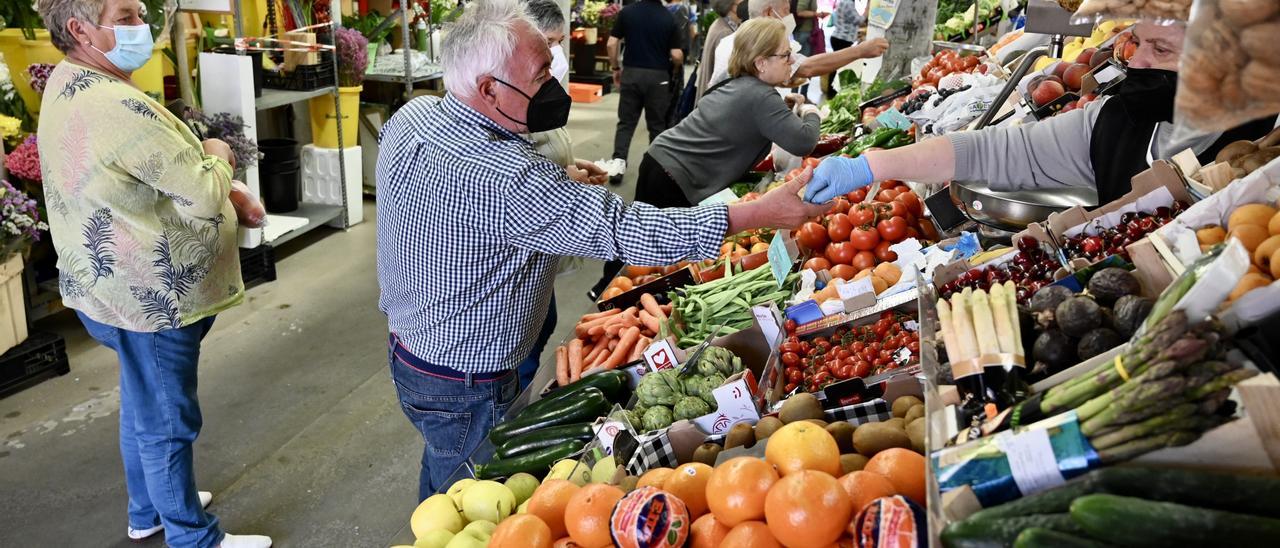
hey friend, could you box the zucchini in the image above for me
[495,422,595,459]
[967,467,1280,522]
[1012,528,1106,548]
[475,440,582,480]
[488,388,609,445]
[941,514,1084,548]
[1071,494,1280,548]
[519,370,628,418]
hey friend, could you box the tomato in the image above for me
[908,341,920,354]
[895,190,923,216]
[802,157,821,170]
[782,352,801,367]
[795,221,829,251]
[877,216,909,243]
[875,356,890,367]
[868,342,882,353]
[830,263,857,280]
[835,364,854,380]
[784,319,798,334]
[784,382,798,393]
[848,225,880,251]
[876,187,900,202]
[849,204,876,226]
[851,341,866,353]
[837,349,852,361]
[803,257,832,272]
[847,188,868,202]
[880,350,893,362]
[825,241,856,265]
[780,342,801,354]
[852,250,876,272]
[827,213,854,242]
[884,338,901,351]
[787,368,804,383]
[874,240,898,262]
[827,198,851,215]
[853,360,871,378]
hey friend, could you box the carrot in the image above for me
[584,344,608,367]
[659,304,672,314]
[567,338,584,383]
[588,325,605,338]
[629,336,651,361]
[555,345,570,386]
[608,338,618,351]
[575,309,626,337]
[640,293,667,321]
[578,308,621,323]
[638,310,662,335]
[601,326,642,370]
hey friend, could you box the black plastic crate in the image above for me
[240,245,277,290]
[264,52,336,91]
[0,332,70,396]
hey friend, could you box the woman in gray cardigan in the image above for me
[638,17,821,208]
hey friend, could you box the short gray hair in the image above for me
[441,0,534,99]
[747,0,785,18]
[524,0,564,34]
[37,0,105,53]
[711,0,736,17]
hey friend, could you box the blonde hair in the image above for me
[728,18,787,78]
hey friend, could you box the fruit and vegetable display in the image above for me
[598,263,704,302]
[914,49,989,90]
[821,72,907,135]
[778,311,921,394]
[794,181,928,278]
[629,347,746,432]
[935,0,1001,41]
[936,282,1029,412]
[837,126,913,158]
[938,237,1063,304]
[1025,46,1115,116]
[1191,132,1280,191]
[558,299,671,385]
[665,264,794,348]
[1028,268,1153,373]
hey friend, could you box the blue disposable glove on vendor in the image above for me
[803,156,875,204]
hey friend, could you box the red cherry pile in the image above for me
[939,237,1059,304]
[1061,202,1185,263]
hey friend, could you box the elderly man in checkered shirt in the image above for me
[375,0,826,501]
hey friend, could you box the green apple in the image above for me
[412,529,454,548]
[546,459,592,486]
[442,528,487,548]
[410,494,464,538]
[446,478,477,508]
[591,456,618,484]
[462,520,497,538]
[504,473,540,505]
[460,480,516,523]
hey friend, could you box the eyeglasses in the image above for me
[766,51,795,61]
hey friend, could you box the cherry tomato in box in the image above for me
[784,319,798,334]
[782,352,801,367]
[853,360,871,378]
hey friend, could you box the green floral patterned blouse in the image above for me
[37,61,243,332]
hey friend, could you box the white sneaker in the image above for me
[126,491,214,541]
[219,533,273,548]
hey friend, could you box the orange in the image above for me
[552,538,584,548]
[490,514,553,548]
[838,471,899,516]
[721,520,783,548]
[764,422,842,477]
[706,457,779,526]
[689,513,731,548]
[564,483,624,548]
[528,479,580,539]
[637,467,675,489]
[663,463,713,518]
[865,448,927,506]
[764,470,853,547]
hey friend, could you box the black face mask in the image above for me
[492,76,572,132]
[736,1,749,21]
[1117,68,1178,124]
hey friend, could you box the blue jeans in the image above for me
[516,292,558,390]
[389,340,520,501]
[77,311,222,548]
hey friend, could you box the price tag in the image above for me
[876,107,912,130]
[698,187,740,206]
[593,420,626,456]
[752,304,783,348]
[1094,65,1123,85]
[837,277,875,299]
[998,428,1066,496]
[768,231,796,288]
[867,0,899,29]
[643,339,684,371]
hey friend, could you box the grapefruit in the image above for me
[765,422,842,476]
[564,484,624,548]
[764,470,853,548]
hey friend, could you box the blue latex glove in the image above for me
[803,156,874,204]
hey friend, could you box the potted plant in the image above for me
[308,26,367,149]
[0,169,48,354]
[579,1,606,45]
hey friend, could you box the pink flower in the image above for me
[5,135,41,183]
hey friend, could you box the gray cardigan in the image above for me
[648,76,821,203]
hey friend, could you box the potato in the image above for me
[904,404,926,425]
[906,418,926,454]
[892,396,924,418]
[853,422,912,457]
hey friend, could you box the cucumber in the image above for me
[941,514,1084,548]
[1013,528,1106,548]
[967,467,1280,521]
[488,388,609,445]
[475,440,583,480]
[519,370,628,418]
[495,422,595,459]
[1071,494,1280,548]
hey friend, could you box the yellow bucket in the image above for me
[308,86,361,149]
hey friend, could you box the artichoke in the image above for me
[642,405,674,431]
[673,396,713,421]
[682,374,706,399]
[699,373,726,406]
[637,370,683,406]
[698,346,737,377]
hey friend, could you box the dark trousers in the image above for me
[613,67,673,162]
[597,154,691,292]
[828,38,855,96]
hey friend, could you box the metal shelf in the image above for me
[263,203,345,247]
[255,86,337,111]
[364,71,443,85]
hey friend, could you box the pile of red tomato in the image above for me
[778,311,921,394]
[793,181,938,280]
[915,50,987,89]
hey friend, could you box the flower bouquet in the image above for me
[0,178,48,258]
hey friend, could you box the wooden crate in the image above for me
[0,253,28,355]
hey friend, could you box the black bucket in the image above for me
[259,138,300,213]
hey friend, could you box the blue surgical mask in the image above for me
[92,23,154,72]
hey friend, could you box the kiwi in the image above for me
[885,417,906,430]
[754,416,783,441]
[779,393,825,424]
[619,475,639,493]
[692,443,723,466]
[853,422,912,457]
[840,453,870,474]
[904,404,925,425]
[805,419,830,428]
[906,418,926,454]
[892,396,924,418]
[826,421,856,454]
[725,422,755,449]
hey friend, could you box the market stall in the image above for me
[378,0,1280,546]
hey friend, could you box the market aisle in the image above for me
[0,89,646,547]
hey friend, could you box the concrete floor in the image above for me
[0,89,650,547]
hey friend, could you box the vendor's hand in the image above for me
[784,93,806,109]
[229,181,267,228]
[804,156,875,204]
[854,38,890,58]
[754,167,829,228]
[202,138,235,169]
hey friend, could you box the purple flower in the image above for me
[26,63,55,95]
[335,27,369,88]
[0,177,48,256]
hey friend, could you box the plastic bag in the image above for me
[1174,0,1280,134]
[1071,0,1192,23]
[229,181,268,228]
[912,73,1005,136]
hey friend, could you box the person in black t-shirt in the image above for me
[608,0,683,186]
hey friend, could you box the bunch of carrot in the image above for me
[555,293,671,386]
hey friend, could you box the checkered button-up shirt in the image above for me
[376,94,730,373]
